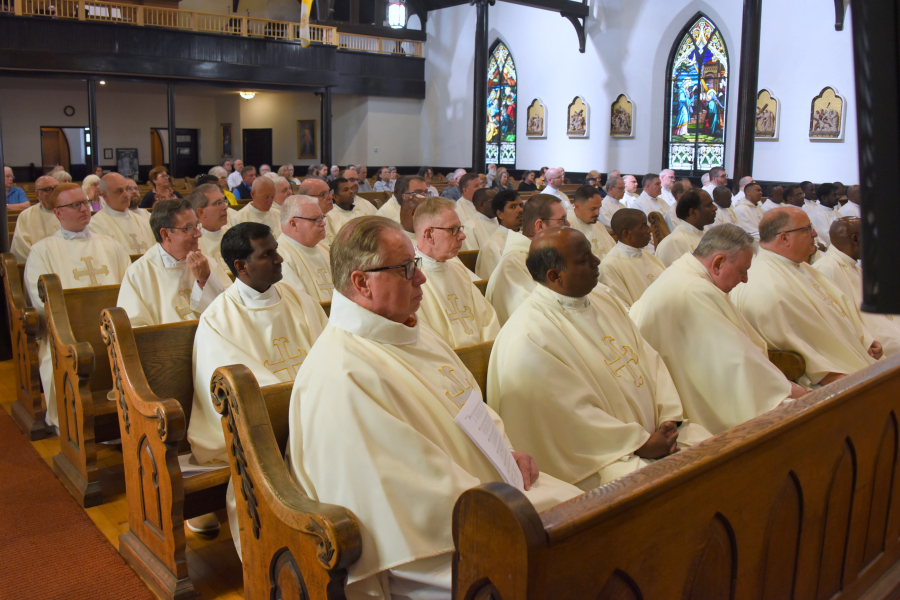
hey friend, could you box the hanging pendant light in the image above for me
[388,0,406,29]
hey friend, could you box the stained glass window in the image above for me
[666,15,728,173]
[486,41,516,167]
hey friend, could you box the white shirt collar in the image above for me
[234,277,280,308]
[59,226,91,240]
[157,244,185,268]
[603,196,622,206]
[247,204,268,215]
[283,232,318,252]
[201,226,225,238]
[616,241,643,258]
[540,284,589,311]
[328,290,419,345]
[101,204,129,218]
[416,248,448,271]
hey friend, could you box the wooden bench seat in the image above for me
[648,211,670,247]
[453,354,900,600]
[358,190,391,209]
[457,250,478,273]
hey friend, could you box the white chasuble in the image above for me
[189,281,328,466]
[375,196,401,222]
[475,226,509,280]
[462,212,499,252]
[761,199,783,213]
[25,230,131,426]
[287,291,581,596]
[713,205,740,228]
[130,207,151,223]
[732,198,764,237]
[116,244,231,327]
[567,211,616,260]
[599,197,623,230]
[486,230,537,325]
[276,235,335,302]
[630,254,793,435]
[730,248,876,384]
[325,204,370,245]
[655,221,704,267]
[840,202,861,218]
[11,204,59,264]
[633,192,669,218]
[454,197,480,226]
[199,226,230,274]
[814,245,900,357]
[88,205,155,255]
[230,203,281,233]
[416,250,500,348]
[597,242,666,308]
[487,284,710,490]
[355,196,378,215]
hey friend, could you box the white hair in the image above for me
[738,176,754,190]
[280,194,320,227]
[81,174,100,196]
[209,166,227,177]
[701,173,710,185]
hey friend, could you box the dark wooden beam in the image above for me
[471,0,489,173]
[732,0,762,190]
[167,83,177,178]
[331,21,427,41]
[87,79,99,174]
[834,0,847,30]
[320,87,332,166]
[501,0,587,18]
[0,102,7,254]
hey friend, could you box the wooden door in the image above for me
[150,129,164,168]
[173,129,199,179]
[242,129,273,171]
[41,127,71,174]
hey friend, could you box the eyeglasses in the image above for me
[404,190,434,198]
[208,200,228,208]
[546,217,570,225]
[431,225,465,236]
[291,215,326,226]
[167,223,200,234]
[313,190,333,198]
[36,187,56,193]
[56,200,91,211]
[363,257,422,280]
[780,223,814,236]
[344,178,359,183]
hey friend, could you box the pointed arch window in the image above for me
[665,14,729,174]
[486,41,517,167]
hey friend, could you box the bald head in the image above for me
[738,176,754,190]
[250,175,275,212]
[100,172,130,211]
[830,217,861,260]
[759,206,817,263]
[847,185,861,206]
[527,227,600,298]
[35,175,59,209]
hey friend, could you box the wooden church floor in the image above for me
[0,359,245,600]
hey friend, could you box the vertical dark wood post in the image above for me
[87,80,99,174]
[321,87,332,167]
[732,0,762,190]
[167,83,178,178]
[0,104,11,359]
[471,0,489,173]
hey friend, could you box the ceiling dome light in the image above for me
[239,91,257,100]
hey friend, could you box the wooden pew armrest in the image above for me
[1,253,40,335]
[39,275,95,378]
[767,349,806,382]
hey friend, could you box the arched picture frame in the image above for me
[809,86,845,141]
[755,89,779,140]
[567,96,589,138]
[526,99,546,138]
[610,94,634,137]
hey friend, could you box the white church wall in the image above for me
[754,1,859,183]
[332,95,423,168]
[423,1,743,174]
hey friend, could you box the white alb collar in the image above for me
[59,227,91,240]
[416,248,448,271]
[234,277,280,307]
[101,204,129,218]
[328,291,419,345]
[616,241,643,258]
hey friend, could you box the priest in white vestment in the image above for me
[475,190,523,280]
[230,176,280,232]
[732,182,765,238]
[288,216,581,599]
[656,189,717,267]
[803,183,843,247]
[814,218,900,356]
[567,185,616,260]
[840,185,861,218]
[126,179,151,223]
[703,167,728,197]
[622,175,640,208]
[276,195,335,302]
[191,183,231,273]
[599,174,626,230]
[340,167,378,215]
[541,167,571,209]
[731,175,754,204]
[731,207,881,387]
[453,173,485,228]
[413,197,499,348]
[631,225,807,435]
[11,175,59,263]
[25,184,130,427]
[376,175,426,223]
[89,173,156,256]
[659,169,677,206]
[488,227,710,490]
[711,186,741,227]
[633,174,670,219]
[266,174,293,222]
[761,184,784,214]
[187,221,328,550]
[461,187,500,252]
[117,199,229,327]
[325,177,374,245]
[597,209,666,308]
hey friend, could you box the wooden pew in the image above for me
[769,349,806,382]
[454,340,492,397]
[1,253,47,439]
[358,191,390,209]
[474,280,488,296]
[648,211,670,247]
[99,307,228,600]
[453,355,900,600]
[457,250,478,273]
[39,274,121,507]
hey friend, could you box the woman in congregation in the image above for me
[139,166,182,208]
[492,167,514,191]
[518,170,538,192]
[208,166,238,205]
[374,167,394,192]
[417,166,439,196]
[52,170,72,183]
[278,164,301,186]
[82,174,102,211]
[535,166,549,189]
[317,164,329,179]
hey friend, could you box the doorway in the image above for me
[242,129,273,170]
[150,128,199,178]
[40,127,80,174]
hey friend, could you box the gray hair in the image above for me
[81,174,100,196]
[189,183,221,211]
[694,224,756,259]
[413,197,457,234]
[606,174,623,192]
[330,216,402,296]
[280,194,320,227]
[52,170,73,183]
[209,166,227,177]
[149,198,194,243]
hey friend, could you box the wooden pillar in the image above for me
[167,83,178,178]
[320,87,332,167]
[0,104,10,359]
[732,0,762,190]
[87,80,99,174]
[471,0,489,174]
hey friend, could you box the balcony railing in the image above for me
[1,0,421,57]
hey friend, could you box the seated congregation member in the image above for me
[731,176,754,203]
[656,189,717,267]
[803,183,842,247]
[209,166,239,206]
[732,181,766,238]
[373,167,394,192]
[89,173,155,256]
[631,225,807,435]
[297,177,334,218]
[139,166,182,208]
[711,185,740,227]
[340,167,377,215]
[414,198,499,348]
[117,199,230,327]
[226,159,244,191]
[599,174,626,230]
[125,178,151,222]
[840,185,861,218]
[622,174,640,207]
[230,176,280,231]
[11,175,59,263]
[231,165,256,200]
[814,217,900,356]
[454,173,485,226]
[541,167,570,208]
[486,194,570,324]
[567,184,616,260]
[376,175,426,223]
[356,165,373,192]
[487,227,710,491]
[440,168,466,201]
[325,177,371,244]
[4,166,30,210]
[187,222,328,548]
[25,183,130,427]
[192,183,231,273]
[461,187,499,251]
[762,185,784,212]
[277,195,334,302]
[633,173,669,218]
[266,174,293,221]
[288,216,581,599]
[731,207,881,387]
[476,190,523,280]
[597,208,666,308]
